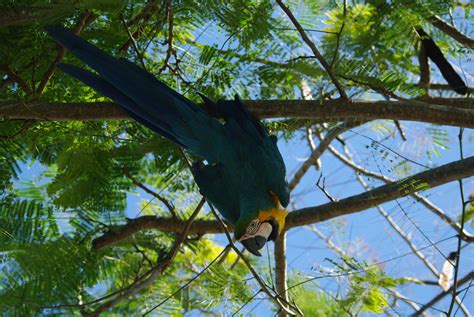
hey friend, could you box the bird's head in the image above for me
[235,201,288,256]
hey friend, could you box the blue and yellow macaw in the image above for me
[46,26,290,256]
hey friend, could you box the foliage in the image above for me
[0,0,472,315]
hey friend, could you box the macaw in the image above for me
[45,25,290,256]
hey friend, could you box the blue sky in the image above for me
[13,4,474,314]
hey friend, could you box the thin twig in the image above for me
[288,120,363,191]
[329,0,347,69]
[143,244,230,315]
[37,12,97,95]
[122,165,178,219]
[119,2,166,55]
[208,203,301,316]
[158,0,174,73]
[85,198,205,316]
[315,174,337,202]
[275,0,348,101]
[415,271,474,315]
[393,120,407,141]
[447,127,467,315]
[121,16,146,69]
[0,65,33,95]
[310,226,429,316]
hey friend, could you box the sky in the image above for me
[12,3,474,316]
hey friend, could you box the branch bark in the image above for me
[418,39,430,94]
[0,8,39,28]
[92,156,474,249]
[285,156,474,228]
[430,15,474,49]
[275,232,289,317]
[326,143,474,242]
[1,99,474,127]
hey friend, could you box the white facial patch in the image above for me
[239,220,273,241]
[256,222,273,240]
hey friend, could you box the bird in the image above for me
[45,25,290,256]
[416,28,468,95]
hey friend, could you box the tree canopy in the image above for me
[0,0,473,316]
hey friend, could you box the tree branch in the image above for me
[275,0,348,100]
[356,173,471,316]
[285,156,474,228]
[288,120,363,191]
[0,65,33,95]
[326,143,474,242]
[275,232,289,317]
[158,0,174,73]
[92,156,474,249]
[122,166,178,219]
[85,198,205,316]
[36,12,97,95]
[0,8,39,28]
[92,216,226,250]
[1,99,474,127]
[414,271,474,315]
[430,15,474,49]
[208,204,301,316]
[418,39,430,94]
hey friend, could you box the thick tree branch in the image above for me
[417,96,473,109]
[92,216,226,250]
[285,156,474,228]
[275,232,289,317]
[418,39,431,94]
[275,0,348,100]
[92,156,474,249]
[0,8,39,28]
[430,15,474,49]
[326,144,474,242]
[1,99,474,127]
[424,84,474,94]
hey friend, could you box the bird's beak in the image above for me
[240,235,267,256]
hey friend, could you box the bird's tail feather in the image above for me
[46,25,223,159]
[57,63,184,146]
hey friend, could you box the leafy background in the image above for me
[0,0,473,316]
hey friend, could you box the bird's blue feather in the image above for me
[45,25,289,229]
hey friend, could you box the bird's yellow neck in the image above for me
[258,207,288,234]
[258,191,288,234]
